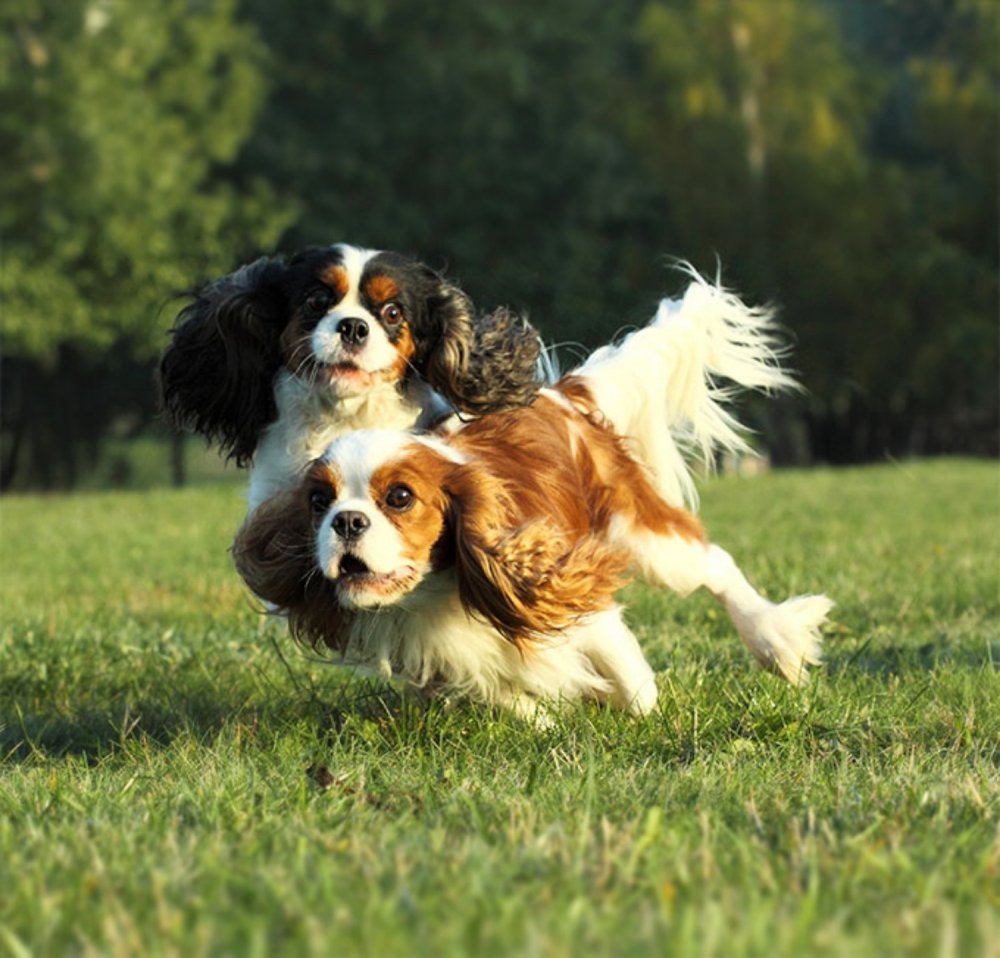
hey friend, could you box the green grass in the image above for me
[75,434,240,491]
[1,460,997,957]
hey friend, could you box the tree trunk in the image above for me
[0,418,25,492]
[170,431,186,487]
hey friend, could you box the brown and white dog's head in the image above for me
[231,427,628,652]
[159,244,543,465]
[299,430,459,611]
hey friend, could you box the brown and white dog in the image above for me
[233,273,832,719]
[160,243,546,512]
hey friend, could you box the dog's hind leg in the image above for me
[611,519,831,685]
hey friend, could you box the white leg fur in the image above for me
[614,521,830,685]
[702,545,830,684]
[575,609,659,715]
[578,269,796,509]
[492,688,556,728]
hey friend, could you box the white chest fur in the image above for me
[247,371,445,512]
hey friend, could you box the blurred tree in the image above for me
[240,0,997,464]
[3,0,994,488]
[822,0,999,458]
[1,0,292,488]
[629,0,998,461]
[237,0,666,347]
[626,0,877,458]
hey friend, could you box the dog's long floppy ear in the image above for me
[231,487,314,611]
[159,257,289,465]
[231,487,348,652]
[417,273,544,414]
[442,464,629,646]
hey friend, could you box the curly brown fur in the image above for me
[462,307,545,413]
[418,289,544,415]
[442,460,630,644]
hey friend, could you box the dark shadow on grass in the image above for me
[0,677,411,763]
[824,636,999,678]
[18,632,988,766]
[3,691,260,763]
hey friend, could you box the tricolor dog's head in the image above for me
[159,244,543,464]
[231,428,629,652]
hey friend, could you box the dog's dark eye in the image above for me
[305,290,333,314]
[309,490,332,515]
[385,484,414,511]
[380,302,403,326]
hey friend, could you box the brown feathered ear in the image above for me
[159,256,289,465]
[442,464,630,646]
[230,486,348,652]
[231,486,314,610]
[414,277,475,400]
[462,307,545,411]
[417,274,544,414]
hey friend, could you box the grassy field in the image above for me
[1,460,997,957]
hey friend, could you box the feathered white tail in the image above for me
[577,267,795,509]
[581,268,832,682]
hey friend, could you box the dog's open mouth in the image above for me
[317,361,384,394]
[338,554,371,579]
[319,360,364,378]
[334,555,423,607]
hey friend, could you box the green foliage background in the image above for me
[2,0,998,488]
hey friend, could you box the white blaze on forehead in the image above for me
[316,430,420,578]
[311,245,398,372]
[321,429,418,498]
[413,433,468,465]
[330,243,379,312]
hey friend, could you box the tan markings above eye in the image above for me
[380,302,404,326]
[319,265,349,299]
[365,274,401,304]
[304,462,339,515]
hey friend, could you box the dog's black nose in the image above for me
[337,317,369,346]
[332,510,370,541]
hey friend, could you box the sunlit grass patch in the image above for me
[1,460,997,957]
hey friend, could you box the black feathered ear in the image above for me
[416,275,544,415]
[158,257,288,465]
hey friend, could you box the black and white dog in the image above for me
[160,243,546,511]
